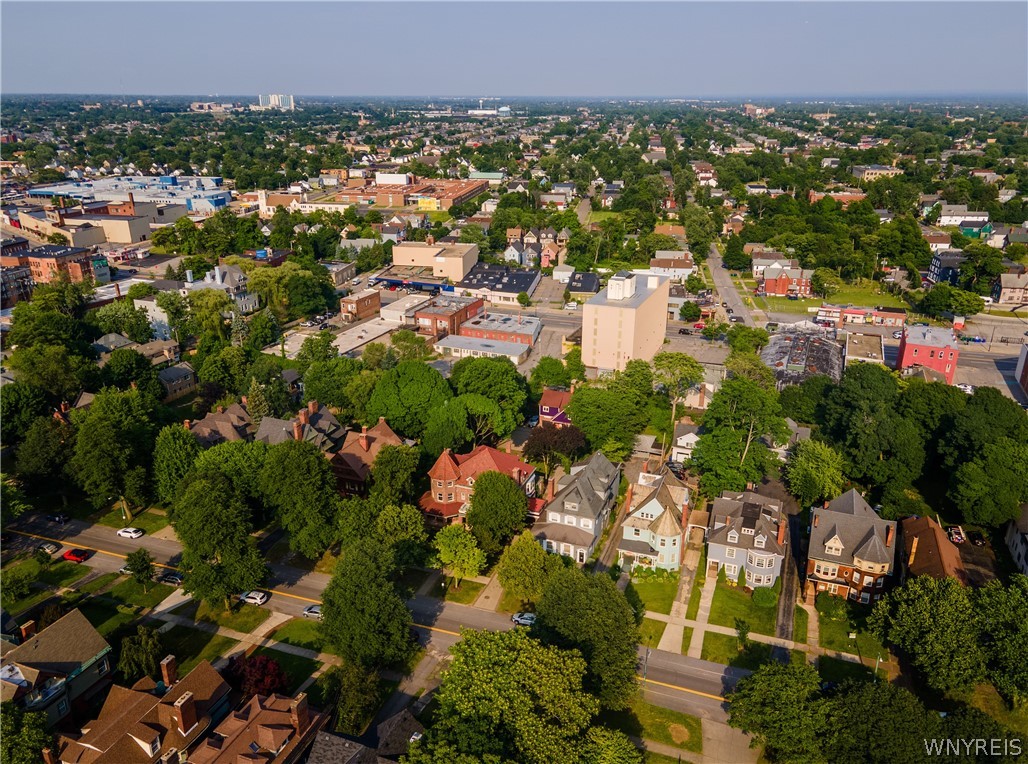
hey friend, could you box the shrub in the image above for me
[752,586,779,608]
[815,592,849,621]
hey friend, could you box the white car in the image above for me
[239,590,270,606]
[302,605,323,620]
[117,527,145,539]
[511,612,537,627]
[892,330,904,339]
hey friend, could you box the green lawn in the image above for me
[250,645,322,696]
[93,507,170,535]
[269,618,337,656]
[701,632,805,671]
[685,549,707,621]
[644,753,682,764]
[107,579,174,610]
[708,581,778,637]
[160,624,240,674]
[757,283,907,317]
[599,694,703,754]
[681,626,694,655]
[628,575,679,615]
[172,600,270,634]
[818,608,887,661]
[948,684,1028,735]
[77,573,121,595]
[587,210,621,225]
[1,560,91,614]
[639,618,667,649]
[817,656,877,685]
[427,211,452,223]
[77,601,139,639]
[498,587,528,614]
[442,579,484,605]
[793,606,809,644]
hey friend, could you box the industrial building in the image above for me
[760,326,844,388]
[28,176,231,216]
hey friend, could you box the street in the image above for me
[706,244,756,327]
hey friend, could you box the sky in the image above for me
[2,1,1026,99]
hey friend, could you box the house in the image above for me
[1,610,113,727]
[768,418,812,461]
[331,417,404,495]
[959,220,993,239]
[994,272,1028,306]
[707,491,788,588]
[760,265,813,297]
[188,692,327,764]
[851,165,903,181]
[669,422,700,462]
[567,272,600,297]
[649,251,695,281]
[539,387,572,428]
[900,515,968,585]
[927,250,965,285]
[54,656,231,764]
[1005,504,1028,576]
[806,489,897,604]
[184,265,260,314]
[552,264,575,284]
[722,214,746,236]
[923,231,952,253]
[895,326,960,385]
[540,242,562,268]
[255,401,345,453]
[939,204,988,227]
[340,289,382,323]
[157,362,196,401]
[534,452,620,564]
[307,709,424,764]
[187,403,253,447]
[750,255,798,279]
[616,469,688,571]
[375,708,426,761]
[419,445,537,526]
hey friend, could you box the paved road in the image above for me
[706,244,755,327]
[576,197,591,227]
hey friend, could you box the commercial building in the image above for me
[28,176,231,216]
[20,245,109,284]
[458,312,541,345]
[844,332,885,366]
[456,263,541,306]
[413,295,484,337]
[379,293,434,325]
[433,335,531,364]
[851,164,904,181]
[256,93,295,110]
[896,326,960,385]
[390,241,479,283]
[582,271,670,373]
[760,328,844,387]
[1,265,34,307]
[339,288,381,322]
[334,179,488,211]
[815,303,907,328]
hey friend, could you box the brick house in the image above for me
[330,417,404,495]
[806,489,896,604]
[340,288,381,322]
[760,265,813,297]
[895,326,960,385]
[419,445,537,526]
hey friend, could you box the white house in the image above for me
[670,422,701,463]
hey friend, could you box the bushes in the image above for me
[815,592,849,621]
[752,586,779,608]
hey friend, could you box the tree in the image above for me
[724,351,777,391]
[522,423,587,479]
[375,503,429,569]
[0,701,55,764]
[223,653,289,698]
[652,351,704,428]
[46,232,69,245]
[535,567,639,710]
[529,356,570,393]
[727,662,827,762]
[869,576,985,693]
[701,376,787,469]
[313,662,382,735]
[117,625,164,683]
[951,437,1028,527]
[450,357,529,438]
[565,347,586,382]
[423,394,505,456]
[466,471,528,556]
[0,475,32,527]
[517,291,531,307]
[14,417,74,491]
[566,387,645,458]
[7,344,92,401]
[294,330,337,372]
[975,575,1028,704]
[125,548,156,591]
[187,288,233,339]
[369,444,421,506]
[496,530,562,605]
[302,357,361,408]
[679,301,702,321]
[93,300,153,343]
[152,425,200,506]
[784,440,845,508]
[580,727,643,764]
[434,524,486,587]
[259,440,339,559]
[245,377,271,427]
[155,291,189,343]
[172,474,266,610]
[367,361,453,438]
[321,538,413,668]
[390,329,431,362]
[102,347,163,400]
[0,382,47,446]
[432,628,599,764]
[811,268,843,299]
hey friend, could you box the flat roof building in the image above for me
[391,241,479,282]
[459,312,542,345]
[28,176,230,216]
[582,271,670,373]
[844,332,885,366]
[433,335,531,364]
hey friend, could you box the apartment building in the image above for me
[896,326,960,385]
[582,271,670,373]
[851,164,904,181]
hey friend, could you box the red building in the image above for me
[414,295,484,339]
[458,313,541,346]
[419,445,537,527]
[760,265,813,297]
[896,326,960,385]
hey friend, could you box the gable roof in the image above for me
[546,452,619,523]
[333,418,404,483]
[189,403,252,446]
[2,610,109,684]
[708,491,786,556]
[539,388,572,411]
[901,516,968,584]
[810,489,896,567]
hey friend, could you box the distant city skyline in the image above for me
[3,2,1026,99]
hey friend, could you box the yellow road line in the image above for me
[413,622,461,637]
[268,589,322,604]
[639,675,725,701]
[7,530,178,569]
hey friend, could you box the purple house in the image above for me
[539,388,573,428]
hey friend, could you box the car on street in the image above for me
[678,328,692,335]
[956,384,976,395]
[564,302,578,311]
[693,322,706,330]
[119,564,133,575]
[511,612,537,627]
[729,316,744,323]
[63,548,90,563]
[159,571,185,586]
[37,541,60,555]
[892,330,904,339]
[721,302,728,307]
[117,527,144,539]
[239,590,270,606]
[319,323,329,330]
[47,513,70,524]
[725,308,734,314]
[302,605,323,619]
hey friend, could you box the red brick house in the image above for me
[539,388,573,428]
[760,265,813,297]
[419,445,537,526]
[331,417,404,495]
[895,326,960,385]
[806,490,896,604]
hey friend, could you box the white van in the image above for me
[564,302,578,311]
[351,277,362,286]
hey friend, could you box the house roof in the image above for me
[1,610,109,685]
[375,709,425,758]
[189,403,253,446]
[810,489,896,567]
[708,491,786,556]
[188,693,325,764]
[539,388,572,411]
[544,452,619,524]
[901,516,968,584]
[333,418,404,483]
[306,732,379,764]
[157,362,194,384]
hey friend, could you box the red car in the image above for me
[63,549,90,563]
[693,322,706,330]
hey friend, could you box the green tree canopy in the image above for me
[434,523,486,587]
[259,440,340,559]
[466,471,529,556]
[367,361,453,439]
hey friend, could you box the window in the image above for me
[825,542,842,556]
[149,739,160,756]
[548,512,560,522]
[876,577,884,588]
[814,562,838,579]
[726,548,736,558]
[446,493,453,502]
[580,519,592,530]
[742,527,754,535]
[727,531,739,543]
[725,564,738,576]
[97,657,109,676]
[852,571,861,585]
[467,478,475,486]
[860,591,870,604]
[754,536,765,549]
[633,528,640,537]
[577,549,586,563]
[564,515,576,525]
[57,698,69,716]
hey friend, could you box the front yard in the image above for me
[93,506,170,535]
[269,617,337,656]
[439,578,485,605]
[106,578,174,610]
[1,559,91,615]
[172,600,270,634]
[638,618,667,649]
[160,624,241,674]
[628,573,679,615]
[599,694,703,755]
[817,602,887,661]
[248,645,322,695]
[700,632,805,671]
[707,579,778,637]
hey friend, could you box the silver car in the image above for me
[239,590,270,606]
[302,604,322,620]
[511,612,537,627]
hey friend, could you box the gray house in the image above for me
[534,452,620,564]
[707,491,788,588]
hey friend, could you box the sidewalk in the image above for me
[686,576,717,658]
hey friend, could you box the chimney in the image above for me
[777,519,787,546]
[908,535,919,566]
[241,396,248,407]
[813,514,819,528]
[426,235,434,245]
[216,406,224,414]
[308,399,318,415]
[298,408,310,425]
[60,401,69,413]
[378,417,387,426]
[886,525,895,548]
[183,419,190,430]
[172,691,197,735]
[546,478,556,501]
[289,693,310,733]
[293,421,303,441]
[160,655,178,686]
[160,749,179,764]
[359,425,369,452]
[42,750,56,764]
[512,468,521,483]
[19,621,36,641]
[214,265,222,283]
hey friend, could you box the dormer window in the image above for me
[727,530,739,543]
[754,536,766,549]
[149,738,160,756]
[565,502,578,512]
[825,538,843,556]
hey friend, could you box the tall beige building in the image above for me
[390,241,479,282]
[582,271,670,373]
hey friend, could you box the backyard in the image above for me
[707,579,778,637]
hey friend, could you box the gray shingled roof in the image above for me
[708,492,786,556]
[809,489,896,567]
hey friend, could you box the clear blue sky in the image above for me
[3,1,1026,99]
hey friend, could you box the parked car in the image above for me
[319,323,329,330]
[47,513,69,524]
[892,330,904,339]
[969,531,986,547]
[63,548,90,563]
[302,604,323,620]
[351,278,362,286]
[117,527,144,539]
[511,612,537,627]
[725,308,734,314]
[239,590,270,606]
[678,328,692,335]
[526,415,539,427]
[119,564,133,575]
[159,571,185,586]
[693,322,706,330]
[37,541,60,555]
[721,302,728,307]
[564,302,578,311]
[947,526,965,544]
[729,316,744,323]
